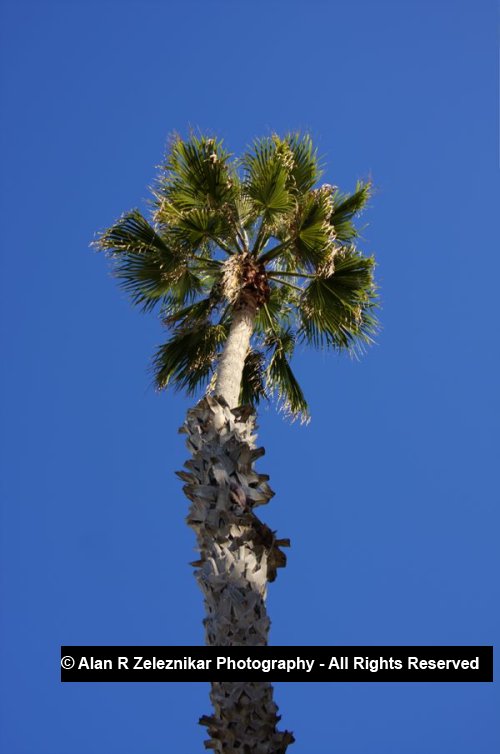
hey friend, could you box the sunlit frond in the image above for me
[243,138,296,231]
[299,247,378,351]
[164,207,232,250]
[330,180,371,241]
[96,209,170,256]
[158,134,237,212]
[292,186,336,267]
[282,133,321,193]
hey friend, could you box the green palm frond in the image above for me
[265,328,309,421]
[164,207,228,248]
[158,134,237,212]
[254,284,294,334]
[243,138,296,229]
[152,322,227,394]
[281,133,321,193]
[163,295,218,328]
[114,253,205,312]
[113,251,172,312]
[299,247,378,350]
[96,209,171,256]
[165,266,206,306]
[95,210,182,311]
[331,180,371,241]
[239,349,267,406]
[292,186,335,267]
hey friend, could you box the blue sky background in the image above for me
[0,1,499,752]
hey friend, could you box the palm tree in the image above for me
[96,132,378,753]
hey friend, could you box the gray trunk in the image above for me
[215,301,257,408]
[178,396,294,752]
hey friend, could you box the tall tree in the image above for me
[96,132,378,752]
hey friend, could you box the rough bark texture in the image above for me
[178,396,294,753]
[215,302,257,409]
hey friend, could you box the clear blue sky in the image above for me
[0,1,498,752]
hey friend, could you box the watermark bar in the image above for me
[61,646,493,682]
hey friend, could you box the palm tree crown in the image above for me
[96,133,378,420]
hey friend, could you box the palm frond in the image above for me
[254,284,294,334]
[282,133,321,193]
[292,186,336,267]
[95,210,184,311]
[239,349,267,406]
[95,209,171,257]
[165,266,206,306]
[265,329,309,421]
[299,247,378,350]
[330,180,371,241]
[243,138,296,229]
[112,252,171,311]
[152,322,227,393]
[166,207,231,249]
[162,294,218,328]
[157,134,237,212]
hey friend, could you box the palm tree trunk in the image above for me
[178,396,294,752]
[215,300,257,408]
